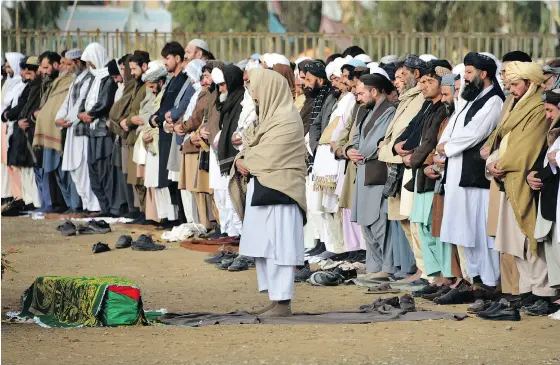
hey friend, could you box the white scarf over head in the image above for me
[81,42,110,128]
[1,52,26,114]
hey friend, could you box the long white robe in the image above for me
[439,85,503,248]
[439,85,503,286]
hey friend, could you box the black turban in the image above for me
[107,59,120,77]
[502,51,532,63]
[545,90,560,106]
[464,52,498,76]
[305,61,327,80]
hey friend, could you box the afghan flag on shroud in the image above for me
[12,276,158,328]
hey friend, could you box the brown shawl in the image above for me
[108,56,136,138]
[229,69,307,220]
[273,64,296,100]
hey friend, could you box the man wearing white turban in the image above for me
[79,42,118,215]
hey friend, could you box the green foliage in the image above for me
[169,1,268,33]
[278,1,322,32]
[4,0,67,29]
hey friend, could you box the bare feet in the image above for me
[401,269,422,282]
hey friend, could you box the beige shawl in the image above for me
[33,73,74,151]
[229,69,307,220]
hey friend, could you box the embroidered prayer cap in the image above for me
[142,60,167,82]
[504,61,544,85]
[435,66,452,77]
[304,61,327,80]
[25,56,39,66]
[402,54,425,70]
[65,48,83,60]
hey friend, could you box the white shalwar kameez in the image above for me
[240,179,305,300]
[58,70,101,212]
[439,85,503,286]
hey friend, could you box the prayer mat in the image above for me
[180,241,239,253]
[11,276,151,328]
[157,309,467,327]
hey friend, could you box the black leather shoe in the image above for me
[524,300,554,316]
[92,242,111,254]
[477,306,521,321]
[467,299,493,314]
[422,286,451,301]
[294,262,311,282]
[204,251,237,264]
[412,284,439,297]
[228,255,254,272]
[116,235,133,249]
[476,301,504,316]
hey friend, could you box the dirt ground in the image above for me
[1,217,560,365]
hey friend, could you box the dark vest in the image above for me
[458,87,504,189]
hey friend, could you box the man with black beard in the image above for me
[34,51,76,214]
[436,52,505,292]
[305,61,334,154]
[346,73,396,275]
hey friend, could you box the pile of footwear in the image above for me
[305,241,366,265]
[92,234,166,254]
[203,247,254,272]
[57,220,111,236]
[412,280,504,305]
[359,294,416,314]
[468,295,560,321]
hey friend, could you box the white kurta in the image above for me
[439,85,502,286]
[439,85,503,248]
[240,179,305,265]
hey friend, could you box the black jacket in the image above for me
[79,75,118,138]
[530,147,558,222]
[151,72,188,128]
[2,83,30,122]
[8,77,42,167]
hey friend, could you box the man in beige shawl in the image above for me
[230,69,306,317]
[378,55,427,281]
[487,61,557,300]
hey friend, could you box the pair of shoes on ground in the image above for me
[57,220,111,236]
[474,298,521,321]
[413,279,473,305]
[217,254,254,271]
[359,294,416,313]
[92,234,165,254]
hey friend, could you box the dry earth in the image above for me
[1,217,560,365]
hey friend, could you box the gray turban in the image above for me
[441,73,458,94]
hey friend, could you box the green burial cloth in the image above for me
[14,276,152,328]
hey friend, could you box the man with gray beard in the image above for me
[378,55,426,281]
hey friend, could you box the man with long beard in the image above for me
[34,50,76,214]
[436,52,504,294]
[378,55,426,282]
[486,62,558,318]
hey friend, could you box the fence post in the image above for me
[115,29,120,59]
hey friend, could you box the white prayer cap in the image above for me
[211,67,225,84]
[263,53,275,68]
[188,39,209,52]
[267,53,290,68]
[419,54,438,62]
[369,65,390,81]
[355,54,372,64]
[380,55,398,64]
[366,62,380,71]
[332,57,347,78]
[326,60,337,80]
[142,60,167,82]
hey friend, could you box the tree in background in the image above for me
[2,0,67,29]
[277,1,322,32]
[169,1,268,33]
